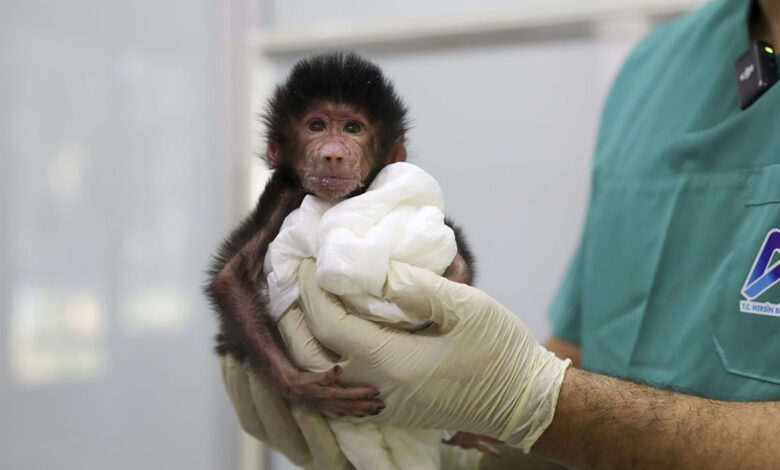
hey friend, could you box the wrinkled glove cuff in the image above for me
[502,349,571,452]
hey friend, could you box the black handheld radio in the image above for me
[735,40,778,109]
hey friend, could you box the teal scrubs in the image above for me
[550,0,780,401]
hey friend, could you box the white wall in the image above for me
[0,1,250,469]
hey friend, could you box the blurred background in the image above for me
[1,0,703,469]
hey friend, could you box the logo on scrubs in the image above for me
[739,228,780,316]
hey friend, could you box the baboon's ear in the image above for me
[267,140,281,168]
[387,135,407,163]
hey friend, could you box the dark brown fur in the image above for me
[207,168,303,361]
[203,51,474,407]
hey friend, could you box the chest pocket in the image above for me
[713,165,780,390]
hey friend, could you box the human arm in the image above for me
[531,336,778,469]
[544,325,777,467]
[535,368,780,470]
[297,260,780,469]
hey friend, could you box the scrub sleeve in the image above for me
[549,0,780,400]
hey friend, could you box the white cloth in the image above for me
[264,162,457,325]
[264,162,459,470]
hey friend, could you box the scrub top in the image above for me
[550,0,780,401]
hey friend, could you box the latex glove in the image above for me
[297,258,570,452]
[278,304,384,418]
[220,306,354,470]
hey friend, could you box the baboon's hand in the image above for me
[275,367,384,417]
[275,305,385,418]
[444,432,503,458]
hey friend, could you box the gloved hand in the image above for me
[297,258,571,452]
[220,305,354,470]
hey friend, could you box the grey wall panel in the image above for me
[1,1,243,469]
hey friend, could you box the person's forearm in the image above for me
[534,368,780,470]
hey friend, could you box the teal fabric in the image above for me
[550,0,780,401]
